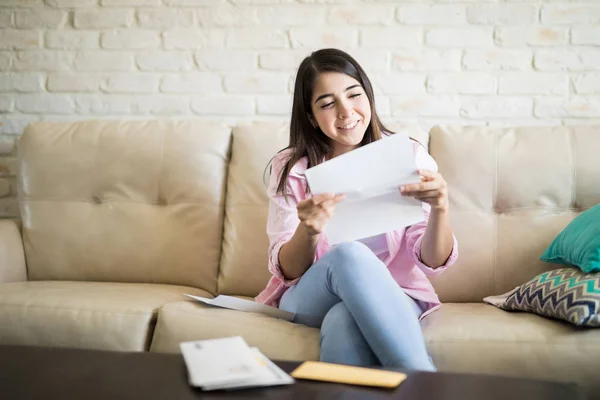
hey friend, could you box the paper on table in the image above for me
[185,294,295,322]
[304,133,424,244]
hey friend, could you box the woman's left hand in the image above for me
[400,169,449,212]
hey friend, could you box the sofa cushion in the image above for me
[19,120,231,294]
[483,267,600,327]
[422,303,600,396]
[149,299,319,361]
[218,122,289,297]
[0,281,209,351]
[428,126,600,302]
[541,203,600,273]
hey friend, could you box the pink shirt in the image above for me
[255,140,459,320]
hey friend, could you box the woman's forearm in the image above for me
[420,207,454,269]
[278,224,319,280]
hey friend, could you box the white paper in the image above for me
[304,133,425,244]
[180,336,263,388]
[202,348,295,391]
[185,294,295,322]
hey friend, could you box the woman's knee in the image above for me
[326,241,379,270]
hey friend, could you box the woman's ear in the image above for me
[307,114,317,129]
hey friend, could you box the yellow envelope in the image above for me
[290,361,407,388]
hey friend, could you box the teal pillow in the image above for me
[541,203,600,273]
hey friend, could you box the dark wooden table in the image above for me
[0,345,586,400]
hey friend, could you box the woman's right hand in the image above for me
[296,193,346,236]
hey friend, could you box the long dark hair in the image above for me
[274,48,393,196]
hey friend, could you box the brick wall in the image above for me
[0,0,599,217]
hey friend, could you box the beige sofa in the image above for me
[1,120,599,398]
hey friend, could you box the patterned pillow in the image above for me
[483,267,600,327]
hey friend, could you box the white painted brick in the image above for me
[13,51,73,71]
[573,73,600,95]
[0,53,10,71]
[468,4,537,25]
[0,157,17,177]
[75,94,130,114]
[228,29,288,49]
[101,30,160,50]
[137,8,195,28]
[396,5,466,25]
[495,27,567,47]
[360,27,422,48]
[371,73,425,95]
[351,49,389,73]
[259,51,305,71]
[391,96,460,118]
[164,0,227,5]
[0,96,13,113]
[0,178,11,196]
[0,30,40,50]
[103,0,161,5]
[463,49,533,71]
[426,28,493,47]
[47,0,96,6]
[233,0,294,3]
[130,95,189,115]
[329,5,394,25]
[74,51,134,71]
[427,73,496,95]
[136,52,195,71]
[534,48,600,71]
[0,11,12,28]
[535,97,600,118]
[198,5,257,27]
[0,136,16,155]
[15,9,66,29]
[0,73,43,92]
[0,116,39,135]
[74,10,133,29]
[191,96,254,115]
[290,28,358,49]
[1,0,42,6]
[498,73,568,95]
[257,95,292,115]
[45,31,99,51]
[101,73,160,93]
[164,29,226,50]
[392,49,462,71]
[48,73,102,92]
[460,97,533,119]
[572,27,600,46]
[224,73,288,93]
[255,6,324,27]
[16,94,75,114]
[541,5,600,24]
[196,49,256,71]
[161,72,222,93]
[374,95,390,117]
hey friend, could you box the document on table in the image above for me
[184,294,295,322]
[180,336,295,391]
[304,133,424,244]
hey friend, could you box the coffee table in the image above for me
[0,345,585,399]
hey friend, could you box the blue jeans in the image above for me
[279,241,436,371]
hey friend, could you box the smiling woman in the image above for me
[255,48,458,372]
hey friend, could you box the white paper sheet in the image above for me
[185,294,295,322]
[304,133,424,244]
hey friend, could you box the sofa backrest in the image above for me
[429,125,600,302]
[18,120,231,295]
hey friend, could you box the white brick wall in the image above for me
[0,0,599,217]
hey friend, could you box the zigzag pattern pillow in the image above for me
[484,267,600,327]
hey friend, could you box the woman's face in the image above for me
[309,72,372,158]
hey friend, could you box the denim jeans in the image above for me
[279,241,436,371]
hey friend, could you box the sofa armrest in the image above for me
[0,219,27,283]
